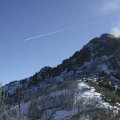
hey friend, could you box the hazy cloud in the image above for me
[111,27,120,37]
[99,0,120,15]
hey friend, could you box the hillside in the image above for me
[0,33,120,120]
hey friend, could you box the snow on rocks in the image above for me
[75,80,120,111]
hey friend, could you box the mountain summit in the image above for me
[1,33,120,120]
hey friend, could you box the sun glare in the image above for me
[111,27,120,38]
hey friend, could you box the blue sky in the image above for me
[0,0,120,84]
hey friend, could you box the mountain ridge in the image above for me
[4,33,120,96]
[1,33,120,120]
[5,33,120,84]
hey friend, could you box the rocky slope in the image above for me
[0,33,120,120]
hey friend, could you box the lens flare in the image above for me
[111,27,120,38]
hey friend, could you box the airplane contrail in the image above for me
[23,16,120,42]
[23,25,84,42]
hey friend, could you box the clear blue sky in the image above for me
[0,0,120,84]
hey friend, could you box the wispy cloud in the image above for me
[111,27,120,37]
[110,19,120,37]
[98,0,120,37]
[99,0,120,15]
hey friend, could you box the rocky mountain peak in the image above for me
[1,33,120,120]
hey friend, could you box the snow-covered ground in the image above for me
[1,79,120,120]
[76,80,120,110]
[52,80,120,120]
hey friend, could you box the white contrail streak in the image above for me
[23,26,83,42]
[23,16,120,42]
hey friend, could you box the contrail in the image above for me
[23,25,84,42]
[23,16,120,42]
